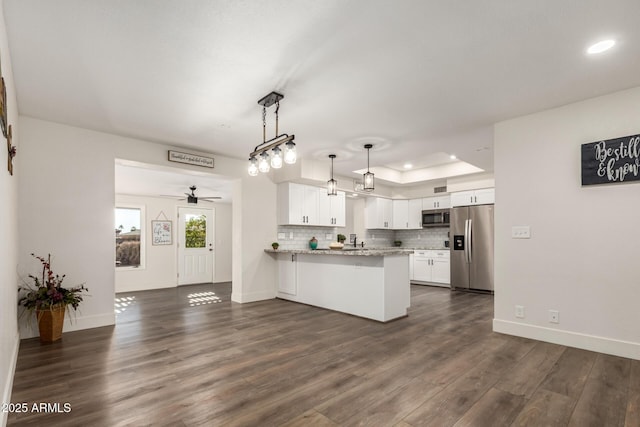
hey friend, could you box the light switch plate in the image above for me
[277,232,285,239]
[512,226,531,239]
[325,233,333,240]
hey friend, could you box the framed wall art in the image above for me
[151,220,172,245]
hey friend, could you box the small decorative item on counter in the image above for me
[394,240,402,247]
[329,241,344,250]
[337,234,346,243]
[271,242,279,250]
[309,236,318,250]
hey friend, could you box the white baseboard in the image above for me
[2,332,20,427]
[493,319,640,360]
[19,312,116,339]
[231,289,275,303]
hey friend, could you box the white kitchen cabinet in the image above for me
[278,182,319,225]
[365,197,393,229]
[408,199,423,229]
[392,199,423,230]
[318,190,345,227]
[279,183,345,226]
[431,251,450,284]
[392,200,409,229]
[411,250,450,286]
[276,252,297,295]
[450,188,495,207]
[422,195,450,210]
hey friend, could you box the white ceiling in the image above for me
[5,0,640,185]
[115,161,233,203]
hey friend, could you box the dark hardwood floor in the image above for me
[9,283,640,426]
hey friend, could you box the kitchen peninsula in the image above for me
[265,248,413,322]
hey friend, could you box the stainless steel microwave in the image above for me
[422,209,450,227]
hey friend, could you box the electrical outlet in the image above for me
[289,232,293,239]
[277,232,285,239]
[325,233,333,240]
[515,305,525,318]
[512,226,531,239]
[549,310,559,324]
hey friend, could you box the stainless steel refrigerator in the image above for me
[450,204,494,292]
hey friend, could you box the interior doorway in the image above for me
[178,206,215,285]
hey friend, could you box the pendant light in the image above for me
[270,145,283,169]
[247,156,259,176]
[258,151,270,173]
[363,144,374,191]
[247,91,297,175]
[327,154,337,196]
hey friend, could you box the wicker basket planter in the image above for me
[37,305,66,343]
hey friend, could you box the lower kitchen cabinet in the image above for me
[276,252,297,295]
[411,250,450,287]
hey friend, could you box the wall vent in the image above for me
[434,186,447,193]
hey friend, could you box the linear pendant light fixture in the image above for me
[248,91,296,176]
[363,144,374,191]
[327,154,337,196]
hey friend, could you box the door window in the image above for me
[185,214,206,248]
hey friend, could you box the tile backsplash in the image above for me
[394,228,449,248]
[276,226,449,249]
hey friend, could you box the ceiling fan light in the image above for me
[271,146,283,169]
[284,141,297,164]
[248,156,259,176]
[258,152,270,173]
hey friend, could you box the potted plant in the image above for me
[271,242,280,250]
[394,240,402,247]
[337,234,346,244]
[18,253,88,343]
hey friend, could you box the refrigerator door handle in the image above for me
[468,218,473,264]
[464,219,469,264]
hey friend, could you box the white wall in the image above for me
[0,0,20,422]
[18,116,277,337]
[214,202,232,283]
[493,86,640,359]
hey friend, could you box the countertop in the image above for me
[264,248,414,256]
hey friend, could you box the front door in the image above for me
[178,207,214,285]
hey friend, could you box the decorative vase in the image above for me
[309,237,318,250]
[37,305,65,343]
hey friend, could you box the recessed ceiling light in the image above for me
[351,193,358,197]
[587,39,615,54]
[450,154,457,160]
[403,163,413,169]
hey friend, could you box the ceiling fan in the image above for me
[182,186,221,204]
[160,186,221,204]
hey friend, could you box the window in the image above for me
[115,206,145,268]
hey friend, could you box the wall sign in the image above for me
[151,220,172,245]
[581,134,640,186]
[168,150,214,168]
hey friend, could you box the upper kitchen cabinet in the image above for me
[450,188,495,207]
[318,190,346,226]
[365,197,393,229]
[278,182,345,226]
[392,200,408,229]
[422,195,450,210]
[392,199,423,230]
[278,182,319,225]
